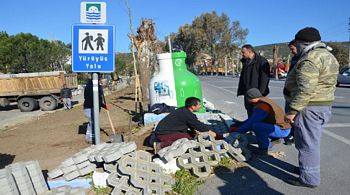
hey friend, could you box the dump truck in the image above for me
[0,71,78,112]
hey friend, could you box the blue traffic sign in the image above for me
[72,24,115,72]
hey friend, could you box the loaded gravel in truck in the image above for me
[0,71,78,112]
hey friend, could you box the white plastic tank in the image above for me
[149,53,177,107]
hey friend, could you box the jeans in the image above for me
[84,108,94,143]
[251,122,290,149]
[62,98,71,109]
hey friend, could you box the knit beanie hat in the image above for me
[246,88,262,99]
[295,27,321,42]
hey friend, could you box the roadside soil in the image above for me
[0,84,153,171]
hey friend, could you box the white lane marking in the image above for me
[335,96,345,99]
[203,82,237,95]
[324,123,350,128]
[224,101,235,104]
[323,129,350,146]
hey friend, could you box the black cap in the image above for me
[246,88,262,99]
[295,27,321,42]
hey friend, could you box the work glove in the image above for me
[103,104,109,110]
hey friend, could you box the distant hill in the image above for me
[255,41,349,60]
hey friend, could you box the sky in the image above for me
[1,0,349,53]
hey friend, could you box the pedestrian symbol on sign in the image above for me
[94,33,105,51]
[78,30,108,54]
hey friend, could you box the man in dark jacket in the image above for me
[83,76,107,143]
[60,84,72,110]
[155,97,217,149]
[237,44,270,117]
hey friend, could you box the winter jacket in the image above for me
[237,53,270,96]
[283,42,339,115]
[155,107,210,135]
[83,80,105,109]
[60,88,72,98]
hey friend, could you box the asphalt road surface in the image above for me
[197,76,350,195]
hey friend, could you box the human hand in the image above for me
[285,114,296,123]
[208,130,217,138]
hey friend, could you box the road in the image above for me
[197,76,350,195]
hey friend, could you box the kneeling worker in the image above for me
[229,88,291,155]
[154,97,217,149]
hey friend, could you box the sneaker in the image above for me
[284,178,317,188]
[284,137,295,145]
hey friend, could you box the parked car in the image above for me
[337,67,350,86]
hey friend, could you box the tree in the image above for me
[0,32,70,73]
[328,43,349,71]
[170,12,248,72]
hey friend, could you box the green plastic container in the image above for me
[171,52,205,112]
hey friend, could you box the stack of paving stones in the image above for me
[0,160,86,195]
[48,142,137,181]
[107,150,174,195]
[0,161,48,195]
[176,133,250,178]
[157,138,198,163]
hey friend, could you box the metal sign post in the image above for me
[72,2,115,145]
[92,73,100,144]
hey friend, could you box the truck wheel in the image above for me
[39,96,57,111]
[17,97,36,112]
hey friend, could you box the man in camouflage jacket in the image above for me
[283,27,339,188]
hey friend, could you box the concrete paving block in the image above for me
[0,169,19,195]
[61,158,75,167]
[224,132,248,148]
[107,172,142,195]
[118,150,174,194]
[24,161,49,194]
[62,165,78,174]
[158,138,198,163]
[7,163,36,194]
[48,167,64,179]
[78,164,96,176]
[153,158,180,174]
[176,154,211,178]
[76,160,91,170]
[63,170,80,181]
[103,163,117,173]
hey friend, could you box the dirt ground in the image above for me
[0,84,153,172]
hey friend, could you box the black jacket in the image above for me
[155,107,210,135]
[60,88,72,98]
[83,80,105,109]
[237,53,270,96]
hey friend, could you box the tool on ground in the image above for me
[103,94,123,143]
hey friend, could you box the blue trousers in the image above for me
[252,123,290,149]
[294,106,331,186]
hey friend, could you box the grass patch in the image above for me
[90,182,112,195]
[173,169,204,195]
[218,156,236,168]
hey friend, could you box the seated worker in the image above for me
[154,97,217,149]
[228,88,291,155]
